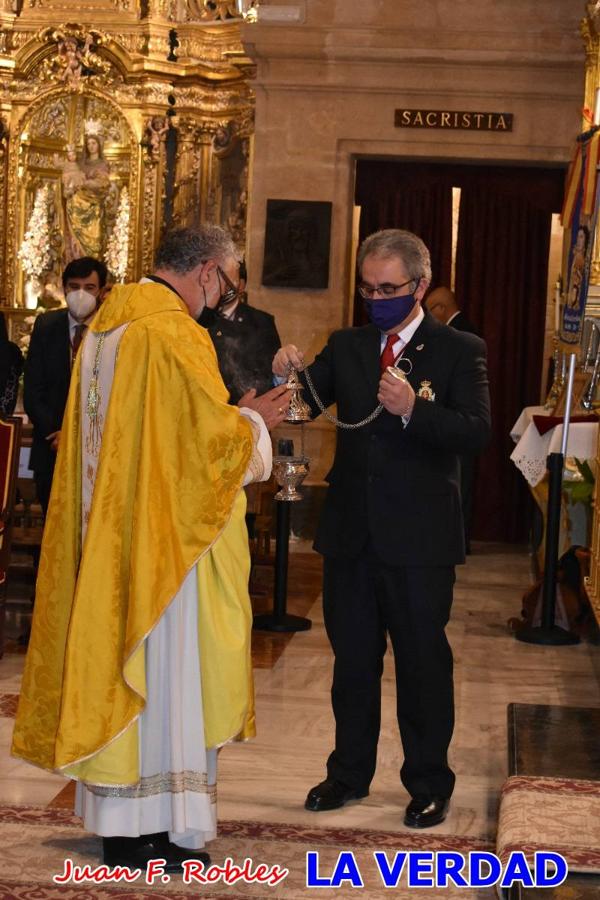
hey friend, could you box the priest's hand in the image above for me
[272,344,304,378]
[46,430,61,452]
[238,384,291,431]
[377,371,416,420]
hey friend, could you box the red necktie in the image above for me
[380,334,400,373]
[71,324,86,357]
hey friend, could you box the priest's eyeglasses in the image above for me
[357,277,420,300]
[216,265,240,307]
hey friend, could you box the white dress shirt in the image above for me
[379,305,424,358]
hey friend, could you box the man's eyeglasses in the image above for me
[216,265,240,307]
[357,277,420,300]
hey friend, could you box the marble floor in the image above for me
[1,542,600,847]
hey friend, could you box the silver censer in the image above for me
[273,366,311,501]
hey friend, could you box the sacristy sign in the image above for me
[395,109,513,131]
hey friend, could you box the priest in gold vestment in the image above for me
[12,225,290,872]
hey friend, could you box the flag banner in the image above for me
[561,129,600,344]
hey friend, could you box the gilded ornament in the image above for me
[40,28,111,87]
[146,0,178,18]
[86,332,106,457]
[117,34,146,55]
[29,98,69,140]
[0,116,7,158]
[10,33,30,50]
[589,2,600,26]
[142,168,158,274]
[143,114,170,164]
[185,0,238,22]
[416,380,436,401]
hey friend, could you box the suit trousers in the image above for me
[34,466,54,517]
[323,548,456,801]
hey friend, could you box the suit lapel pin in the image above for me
[417,380,435,401]
[416,344,424,351]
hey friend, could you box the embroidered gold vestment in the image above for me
[12,282,256,783]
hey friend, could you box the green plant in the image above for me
[564,459,595,505]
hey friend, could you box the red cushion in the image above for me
[532,414,597,436]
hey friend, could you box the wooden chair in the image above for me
[0,415,22,657]
[8,418,43,589]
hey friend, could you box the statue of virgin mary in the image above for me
[60,128,111,262]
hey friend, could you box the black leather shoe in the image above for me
[103,833,210,873]
[404,796,449,829]
[305,779,368,811]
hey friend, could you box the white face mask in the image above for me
[65,289,97,322]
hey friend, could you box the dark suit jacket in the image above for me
[24,309,71,475]
[208,302,281,405]
[302,313,491,566]
[0,341,24,417]
[449,310,478,335]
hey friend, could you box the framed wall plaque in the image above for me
[262,199,332,289]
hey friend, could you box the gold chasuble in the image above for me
[12,282,257,786]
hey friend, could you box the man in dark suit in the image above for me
[206,261,281,405]
[273,230,490,828]
[24,257,108,514]
[425,286,478,334]
[0,312,23,417]
[425,286,480,551]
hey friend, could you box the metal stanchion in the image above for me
[517,353,580,646]
[253,499,311,633]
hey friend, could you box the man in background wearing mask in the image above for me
[200,259,282,542]
[24,256,107,515]
[272,229,491,829]
[202,260,281,406]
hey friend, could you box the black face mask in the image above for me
[196,305,218,327]
[196,266,239,327]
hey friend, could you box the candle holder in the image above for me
[554,277,562,337]
[582,344,600,410]
[544,338,563,411]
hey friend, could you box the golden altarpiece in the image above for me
[0,0,255,342]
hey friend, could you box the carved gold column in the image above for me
[0,115,7,293]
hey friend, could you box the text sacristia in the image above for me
[395,109,513,131]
